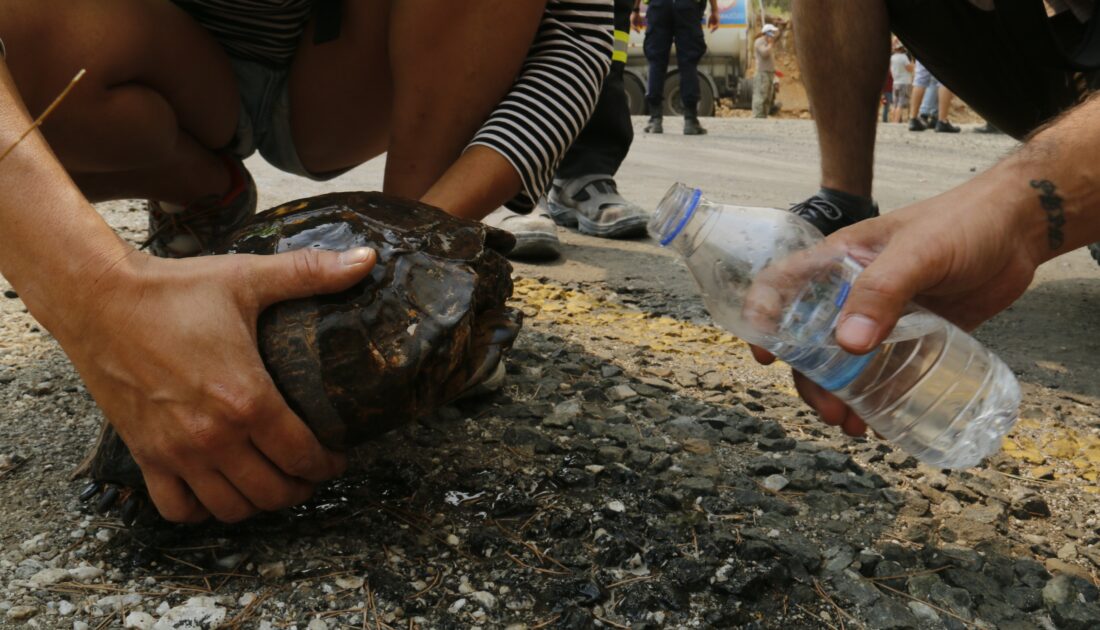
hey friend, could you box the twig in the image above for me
[0,69,86,163]
[594,614,631,629]
[794,603,841,630]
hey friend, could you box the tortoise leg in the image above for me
[75,422,151,523]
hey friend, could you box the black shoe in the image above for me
[788,188,879,236]
[921,113,936,128]
[645,116,663,134]
[908,117,927,132]
[683,116,707,135]
[973,122,1003,134]
[934,120,960,133]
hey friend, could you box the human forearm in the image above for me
[421,146,521,220]
[998,94,1100,267]
[0,64,133,338]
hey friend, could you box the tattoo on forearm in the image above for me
[1030,179,1065,250]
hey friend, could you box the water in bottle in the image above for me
[649,183,1020,468]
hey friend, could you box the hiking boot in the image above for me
[144,156,257,258]
[908,117,927,132]
[683,116,708,135]
[645,116,663,134]
[788,188,879,236]
[935,120,961,133]
[546,175,648,238]
[482,206,561,261]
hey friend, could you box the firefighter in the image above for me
[635,0,720,135]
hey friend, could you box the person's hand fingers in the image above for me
[250,399,347,484]
[793,372,869,436]
[143,470,211,524]
[244,247,376,309]
[748,344,775,365]
[222,447,316,512]
[186,471,260,524]
[829,237,939,355]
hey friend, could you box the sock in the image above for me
[818,187,878,220]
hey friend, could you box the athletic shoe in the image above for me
[545,175,648,238]
[908,117,927,132]
[788,188,880,236]
[482,206,561,261]
[935,120,961,133]
[144,156,257,258]
[644,116,663,134]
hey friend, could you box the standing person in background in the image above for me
[485,0,648,260]
[637,0,720,135]
[908,61,960,132]
[752,23,781,118]
[881,70,894,123]
[889,41,914,123]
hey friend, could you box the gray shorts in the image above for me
[892,83,912,109]
[912,61,940,89]
[226,57,347,181]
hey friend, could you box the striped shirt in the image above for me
[173,0,614,213]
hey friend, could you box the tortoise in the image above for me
[77,191,523,522]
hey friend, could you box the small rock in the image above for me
[679,476,717,496]
[68,566,104,583]
[335,575,364,590]
[470,591,497,610]
[762,474,789,492]
[447,598,467,614]
[124,611,156,629]
[907,601,940,623]
[1043,574,1074,607]
[3,289,17,298]
[58,600,76,616]
[604,500,626,514]
[1057,542,1078,561]
[6,606,36,620]
[30,568,71,587]
[258,561,286,580]
[306,619,328,630]
[446,534,461,547]
[154,597,226,630]
[606,385,637,402]
[865,597,918,629]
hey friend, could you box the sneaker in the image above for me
[920,113,936,128]
[644,116,663,134]
[908,117,927,132]
[545,175,649,238]
[482,206,561,261]
[144,156,257,258]
[683,117,708,135]
[934,120,961,133]
[788,188,880,236]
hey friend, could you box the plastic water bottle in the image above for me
[649,183,1020,468]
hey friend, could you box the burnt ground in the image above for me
[1,119,1099,629]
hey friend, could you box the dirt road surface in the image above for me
[1,119,1098,629]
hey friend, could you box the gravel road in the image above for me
[1,119,1097,629]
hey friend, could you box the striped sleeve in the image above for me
[468,0,614,213]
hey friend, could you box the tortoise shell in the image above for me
[79,192,522,517]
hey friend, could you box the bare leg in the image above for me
[290,0,543,199]
[0,0,240,204]
[792,0,890,198]
[909,85,927,121]
[937,86,954,122]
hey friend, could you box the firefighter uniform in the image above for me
[642,0,708,117]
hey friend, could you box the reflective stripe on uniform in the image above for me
[613,29,629,62]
